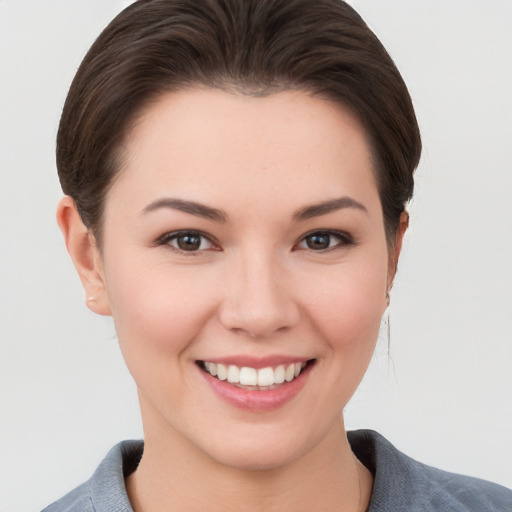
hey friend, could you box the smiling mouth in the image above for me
[197,360,315,390]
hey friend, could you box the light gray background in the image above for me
[1,1,511,511]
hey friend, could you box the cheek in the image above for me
[303,255,388,354]
[103,259,223,416]
[305,264,387,410]
[103,256,218,357]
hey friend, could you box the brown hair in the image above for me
[57,0,421,245]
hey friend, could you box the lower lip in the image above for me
[198,362,314,413]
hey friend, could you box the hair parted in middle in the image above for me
[57,0,421,245]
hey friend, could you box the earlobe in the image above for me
[56,196,112,316]
[387,211,409,294]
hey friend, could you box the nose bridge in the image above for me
[219,245,300,337]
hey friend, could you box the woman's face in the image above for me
[92,88,397,469]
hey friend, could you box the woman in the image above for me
[40,0,511,510]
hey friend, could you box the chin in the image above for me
[205,437,305,472]
[193,419,333,472]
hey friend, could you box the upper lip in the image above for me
[197,355,313,369]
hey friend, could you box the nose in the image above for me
[218,252,300,338]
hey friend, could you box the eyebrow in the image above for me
[293,196,368,221]
[142,195,367,223]
[142,198,227,222]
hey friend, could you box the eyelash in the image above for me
[155,229,354,254]
[293,230,354,252]
[155,230,220,254]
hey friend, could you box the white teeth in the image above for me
[274,365,285,384]
[217,363,227,381]
[239,367,257,386]
[257,367,274,387]
[227,365,240,383]
[203,360,309,387]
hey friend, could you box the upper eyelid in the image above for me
[298,229,353,241]
[155,230,219,247]
[155,228,353,249]
[294,229,355,250]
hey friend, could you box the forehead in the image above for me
[114,88,380,213]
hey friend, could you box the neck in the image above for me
[127,402,372,512]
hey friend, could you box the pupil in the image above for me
[307,233,330,250]
[178,234,201,251]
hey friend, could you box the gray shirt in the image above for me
[41,430,512,511]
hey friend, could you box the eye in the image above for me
[156,231,217,253]
[295,230,353,251]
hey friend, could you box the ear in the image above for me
[387,211,409,293]
[56,196,112,316]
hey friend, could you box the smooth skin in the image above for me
[58,88,407,512]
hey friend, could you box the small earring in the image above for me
[87,296,95,302]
